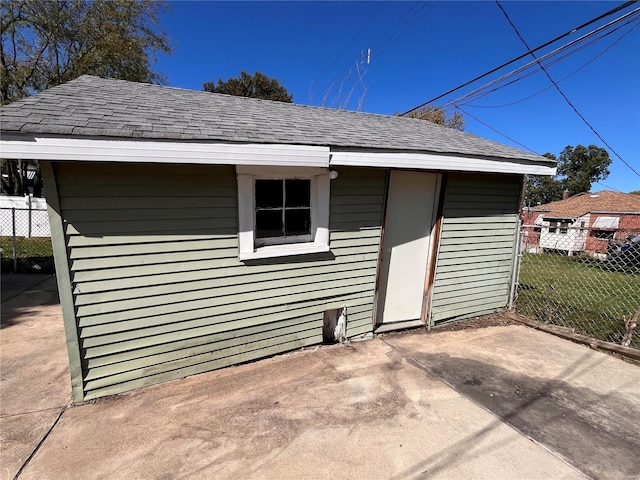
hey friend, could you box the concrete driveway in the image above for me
[1,275,639,480]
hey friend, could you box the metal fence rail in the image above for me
[516,224,639,350]
[0,207,54,273]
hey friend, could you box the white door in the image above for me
[376,171,440,325]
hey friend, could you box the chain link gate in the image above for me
[515,222,639,350]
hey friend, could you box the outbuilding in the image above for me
[0,76,556,402]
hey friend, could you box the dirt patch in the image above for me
[378,313,517,339]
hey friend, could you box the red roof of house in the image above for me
[530,191,640,218]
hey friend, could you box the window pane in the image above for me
[285,209,311,236]
[256,210,283,238]
[256,180,283,208]
[285,179,310,207]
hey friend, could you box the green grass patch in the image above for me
[1,236,54,273]
[517,252,640,349]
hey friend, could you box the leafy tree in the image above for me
[525,153,565,206]
[1,0,171,196]
[630,190,640,196]
[204,70,293,103]
[525,145,612,206]
[404,105,465,131]
[557,145,611,196]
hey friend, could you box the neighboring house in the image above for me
[522,191,640,255]
[0,76,556,402]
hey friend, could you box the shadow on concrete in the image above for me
[386,343,640,480]
[1,274,59,328]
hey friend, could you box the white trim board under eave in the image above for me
[0,135,331,167]
[330,150,557,176]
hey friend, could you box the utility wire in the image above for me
[401,0,638,115]
[464,22,638,109]
[310,2,384,90]
[594,182,626,193]
[312,1,439,108]
[495,0,640,179]
[455,106,538,154]
[439,9,639,111]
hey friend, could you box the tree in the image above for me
[630,190,640,196]
[525,153,565,206]
[1,0,171,195]
[204,70,293,103]
[525,145,612,206]
[557,145,611,196]
[404,105,465,131]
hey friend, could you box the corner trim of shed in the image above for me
[39,161,86,402]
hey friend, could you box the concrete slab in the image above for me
[1,275,70,480]
[16,340,582,480]
[385,325,640,480]
[1,274,59,322]
[2,281,636,480]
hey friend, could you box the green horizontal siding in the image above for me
[430,173,521,323]
[54,162,385,399]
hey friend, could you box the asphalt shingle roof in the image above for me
[1,75,551,164]
[531,191,640,218]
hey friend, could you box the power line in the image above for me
[495,0,640,179]
[464,22,639,109]
[401,0,638,115]
[458,108,630,194]
[439,8,639,111]
[310,2,384,88]
[594,182,626,193]
[311,1,440,109]
[374,2,439,57]
[455,106,538,154]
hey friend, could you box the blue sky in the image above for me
[156,1,640,193]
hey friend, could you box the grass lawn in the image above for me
[517,252,640,349]
[0,236,54,272]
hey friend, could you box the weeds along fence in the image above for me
[0,196,53,273]
[515,223,639,350]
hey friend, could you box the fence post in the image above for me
[508,219,523,310]
[28,195,32,238]
[11,207,18,273]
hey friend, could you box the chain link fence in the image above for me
[515,223,639,350]
[1,205,54,273]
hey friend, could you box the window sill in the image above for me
[239,243,330,261]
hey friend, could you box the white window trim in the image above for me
[237,166,330,261]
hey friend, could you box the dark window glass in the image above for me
[255,179,283,208]
[560,222,569,234]
[255,177,311,242]
[285,179,311,207]
[594,230,615,240]
[285,209,311,236]
[256,210,283,238]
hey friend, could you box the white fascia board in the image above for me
[0,134,330,167]
[330,150,557,176]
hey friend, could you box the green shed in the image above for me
[0,76,556,402]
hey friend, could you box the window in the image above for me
[594,230,615,240]
[255,179,311,246]
[237,166,331,260]
[546,218,571,234]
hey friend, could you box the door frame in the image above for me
[372,169,446,332]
